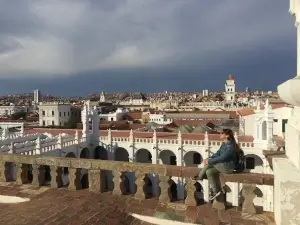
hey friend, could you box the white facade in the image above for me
[38,102,72,126]
[0,105,29,116]
[99,91,106,103]
[225,74,236,102]
[100,108,128,121]
[33,89,42,103]
[239,104,293,138]
[148,113,173,125]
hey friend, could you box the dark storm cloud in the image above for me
[0,0,295,78]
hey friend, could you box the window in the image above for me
[64,112,66,116]
[273,119,278,122]
[42,120,45,126]
[52,111,54,116]
[68,112,69,116]
[246,157,255,170]
[42,110,45,116]
[282,119,288,133]
[59,112,61,117]
[52,121,55,126]
[170,156,176,165]
[193,153,201,164]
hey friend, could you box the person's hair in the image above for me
[222,128,239,151]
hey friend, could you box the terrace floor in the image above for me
[0,183,275,225]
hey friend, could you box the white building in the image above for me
[0,104,29,116]
[148,113,173,125]
[33,89,42,103]
[237,102,293,138]
[99,108,128,122]
[99,91,106,103]
[38,102,80,126]
[224,74,236,102]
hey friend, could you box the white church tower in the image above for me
[253,99,275,150]
[225,74,236,102]
[99,91,106,103]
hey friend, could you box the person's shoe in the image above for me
[209,191,221,201]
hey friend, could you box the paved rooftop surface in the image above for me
[0,183,275,225]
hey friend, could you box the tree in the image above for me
[10,111,27,120]
[64,117,78,129]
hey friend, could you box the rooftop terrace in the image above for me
[0,153,275,225]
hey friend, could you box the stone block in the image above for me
[273,158,300,225]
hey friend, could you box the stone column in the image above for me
[274,2,300,224]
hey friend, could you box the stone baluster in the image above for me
[16,163,29,185]
[68,168,81,190]
[9,142,14,154]
[32,164,45,186]
[88,169,102,193]
[242,184,257,214]
[185,178,197,206]
[50,166,63,188]
[74,130,79,144]
[57,134,62,149]
[135,171,146,200]
[0,161,11,182]
[152,130,158,164]
[159,175,171,202]
[112,170,122,195]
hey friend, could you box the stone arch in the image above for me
[159,150,176,165]
[114,147,129,162]
[80,147,89,159]
[184,151,203,167]
[184,182,204,205]
[135,148,152,163]
[94,146,108,160]
[261,121,267,140]
[244,154,263,171]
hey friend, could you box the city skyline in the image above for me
[0,0,295,96]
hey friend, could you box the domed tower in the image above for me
[225,74,236,103]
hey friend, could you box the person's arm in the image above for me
[209,143,224,159]
[208,143,235,165]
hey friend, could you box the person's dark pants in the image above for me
[197,164,221,194]
[197,164,233,194]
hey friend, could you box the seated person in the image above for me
[193,129,237,200]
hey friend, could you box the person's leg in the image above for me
[206,167,221,200]
[193,164,213,180]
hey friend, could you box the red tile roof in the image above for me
[25,128,254,143]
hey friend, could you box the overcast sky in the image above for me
[0,0,296,95]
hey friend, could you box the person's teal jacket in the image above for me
[208,140,236,172]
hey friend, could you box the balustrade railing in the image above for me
[0,154,273,215]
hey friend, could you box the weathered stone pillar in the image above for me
[185,178,197,206]
[241,184,257,215]
[112,170,122,195]
[16,163,29,185]
[68,168,81,190]
[50,166,63,188]
[159,175,170,202]
[135,172,146,200]
[32,164,45,186]
[88,169,102,193]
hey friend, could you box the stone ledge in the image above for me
[221,173,274,186]
[263,150,286,170]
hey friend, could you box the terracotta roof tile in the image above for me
[26,128,254,143]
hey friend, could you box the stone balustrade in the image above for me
[0,153,273,215]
